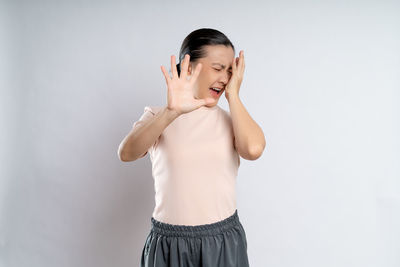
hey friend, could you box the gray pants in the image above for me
[140,209,250,267]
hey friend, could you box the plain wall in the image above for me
[1,0,399,266]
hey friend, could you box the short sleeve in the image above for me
[233,136,241,167]
[223,108,241,167]
[132,106,161,158]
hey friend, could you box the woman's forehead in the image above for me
[203,46,234,67]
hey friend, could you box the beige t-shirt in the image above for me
[132,104,240,226]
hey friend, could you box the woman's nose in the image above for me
[220,72,230,84]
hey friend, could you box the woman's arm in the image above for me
[118,106,179,162]
[224,50,266,160]
[228,94,266,160]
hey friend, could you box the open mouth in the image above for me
[209,87,223,97]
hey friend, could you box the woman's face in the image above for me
[187,45,235,106]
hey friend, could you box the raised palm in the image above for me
[160,54,216,116]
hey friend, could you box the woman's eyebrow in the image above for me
[212,63,232,69]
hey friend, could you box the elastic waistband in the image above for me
[150,209,241,237]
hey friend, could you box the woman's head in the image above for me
[176,28,235,106]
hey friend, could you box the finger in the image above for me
[170,55,178,79]
[180,54,189,80]
[236,57,242,73]
[232,57,237,73]
[198,97,216,107]
[240,50,244,68]
[235,57,240,74]
[160,65,171,85]
[190,62,202,84]
[239,50,245,74]
[204,97,217,105]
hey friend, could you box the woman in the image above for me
[118,28,265,266]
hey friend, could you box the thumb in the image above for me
[204,97,217,105]
[195,98,216,108]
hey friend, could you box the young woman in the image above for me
[118,28,265,266]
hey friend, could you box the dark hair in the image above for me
[176,28,235,77]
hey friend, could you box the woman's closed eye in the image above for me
[214,68,232,75]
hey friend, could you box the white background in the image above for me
[1,0,399,266]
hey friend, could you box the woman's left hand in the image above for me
[224,50,245,101]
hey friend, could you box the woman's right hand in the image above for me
[160,54,216,116]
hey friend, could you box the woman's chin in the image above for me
[206,100,218,107]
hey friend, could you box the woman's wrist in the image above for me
[163,105,180,122]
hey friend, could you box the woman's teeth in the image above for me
[209,88,222,97]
